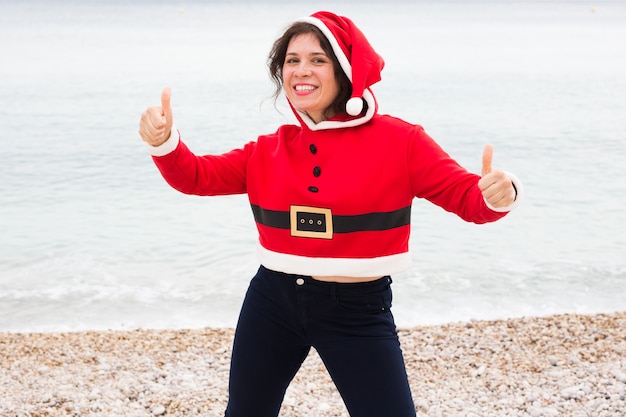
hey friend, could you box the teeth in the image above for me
[295,85,316,92]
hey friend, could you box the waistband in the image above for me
[259,265,392,294]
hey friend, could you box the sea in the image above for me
[1,0,625,333]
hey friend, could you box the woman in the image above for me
[139,11,522,417]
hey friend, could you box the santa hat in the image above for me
[296,11,384,117]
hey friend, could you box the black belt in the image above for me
[251,204,411,239]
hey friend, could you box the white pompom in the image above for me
[346,97,363,116]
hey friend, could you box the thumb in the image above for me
[481,144,494,177]
[161,86,173,122]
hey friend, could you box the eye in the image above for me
[285,57,299,64]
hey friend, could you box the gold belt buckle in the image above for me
[289,205,333,239]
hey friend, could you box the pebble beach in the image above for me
[2,312,625,416]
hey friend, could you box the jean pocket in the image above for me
[336,286,393,313]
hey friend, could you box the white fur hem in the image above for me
[257,243,412,277]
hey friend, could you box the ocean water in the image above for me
[1,0,625,332]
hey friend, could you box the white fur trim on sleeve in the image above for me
[144,125,179,157]
[484,171,524,213]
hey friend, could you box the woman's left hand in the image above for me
[478,144,516,209]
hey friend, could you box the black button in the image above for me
[313,166,321,177]
[308,186,319,193]
[309,144,317,154]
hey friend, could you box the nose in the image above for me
[294,62,312,77]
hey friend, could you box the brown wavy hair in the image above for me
[268,22,352,119]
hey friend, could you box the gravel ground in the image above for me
[1,312,625,416]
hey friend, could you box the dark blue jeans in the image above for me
[224,266,416,417]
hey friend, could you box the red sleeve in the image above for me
[152,137,254,196]
[408,127,507,224]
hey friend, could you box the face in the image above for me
[282,33,340,123]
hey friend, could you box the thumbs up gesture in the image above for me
[139,87,174,147]
[478,144,517,209]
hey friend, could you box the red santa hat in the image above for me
[296,11,384,116]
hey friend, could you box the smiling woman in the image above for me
[138,10,522,417]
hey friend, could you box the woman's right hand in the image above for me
[139,87,174,147]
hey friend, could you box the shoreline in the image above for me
[2,311,625,416]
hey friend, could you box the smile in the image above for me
[294,85,317,92]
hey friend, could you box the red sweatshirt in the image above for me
[147,111,520,277]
